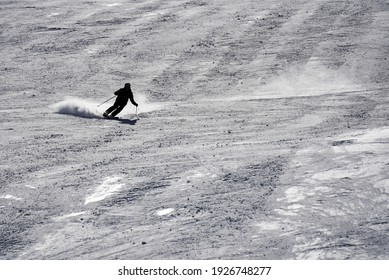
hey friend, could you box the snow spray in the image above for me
[51,97,102,118]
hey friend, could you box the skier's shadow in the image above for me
[118,118,138,125]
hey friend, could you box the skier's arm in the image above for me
[129,90,138,107]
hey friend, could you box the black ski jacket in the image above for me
[114,87,138,106]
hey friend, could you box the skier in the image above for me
[103,83,138,118]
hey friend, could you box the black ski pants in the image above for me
[105,95,128,117]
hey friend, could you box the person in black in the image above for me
[103,83,138,118]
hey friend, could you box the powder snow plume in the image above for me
[128,93,165,113]
[51,97,102,118]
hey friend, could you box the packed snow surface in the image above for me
[0,0,388,260]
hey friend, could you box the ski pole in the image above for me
[135,106,139,119]
[97,96,115,107]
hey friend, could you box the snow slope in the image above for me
[0,0,388,259]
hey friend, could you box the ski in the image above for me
[103,115,120,120]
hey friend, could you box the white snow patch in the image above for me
[311,169,359,181]
[47,13,61,17]
[51,97,101,118]
[287,204,305,210]
[188,172,206,179]
[312,160,385,181]
[156,208,175,216]
[314,186,331,192]
[0,195,22,201]
[284,186,306,203]
[85,176,125,204]
[332,127,389,153]
[86,47,99,54]
[353,127,389,143]
[143,11,165,19]
[105,3,122,7]
[335,143,387,153]
[320,208,347,217]
[25,185,36,189]
[274,208,298,216]
[53,211,86,221]
[256,221,281,230]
